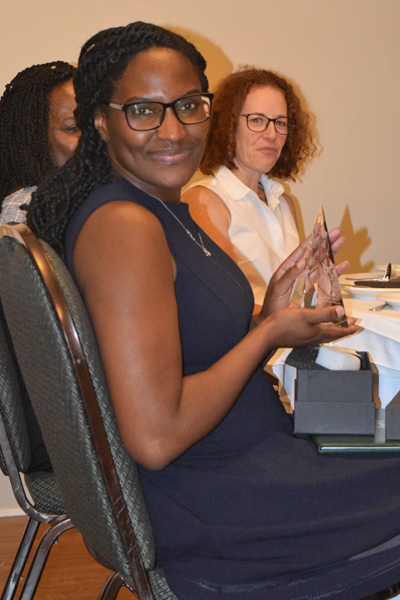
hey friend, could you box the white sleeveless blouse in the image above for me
[187,166,299,305]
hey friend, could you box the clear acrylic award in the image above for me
[292,206,347,327]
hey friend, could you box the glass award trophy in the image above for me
[292,206,348,327]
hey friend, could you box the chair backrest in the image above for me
[0,306,32,476]
[0,301,53,475]
[0,290,64,521]
[0,224,176,599]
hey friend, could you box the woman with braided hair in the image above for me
[28,21,400,600]
[0,61,79,224]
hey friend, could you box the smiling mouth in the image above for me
[150,147,194,164]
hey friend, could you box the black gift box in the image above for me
[289,348,377,435]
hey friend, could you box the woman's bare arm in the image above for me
[183,186,237,262]
[73,201,358,471]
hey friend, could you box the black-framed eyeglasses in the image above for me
[104,93,214,131]
[240,113,296,135]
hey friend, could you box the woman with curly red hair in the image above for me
[184,67,314,310]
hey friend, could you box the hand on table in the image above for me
[265,305,359,350]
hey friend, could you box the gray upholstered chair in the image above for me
[0,224,177,600]
[0,303,72,600]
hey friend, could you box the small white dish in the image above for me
[345,286,400,301]
[377,292,400,311]
[377,264,400,274]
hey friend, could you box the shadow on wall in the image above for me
[278,200,373,276]
[335,205,373,273]
[163,24,233,92]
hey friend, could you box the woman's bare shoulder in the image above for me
[184,184,228,212]
[77,200,166,247]
[183,185,230,229]
[73,200,175,293]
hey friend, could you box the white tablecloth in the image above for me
[267,296,400,409]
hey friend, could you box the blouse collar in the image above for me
[214,166,284,211]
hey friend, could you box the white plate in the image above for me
[377,292,400,311]
[344,286,400,301]
[377,264,400,273]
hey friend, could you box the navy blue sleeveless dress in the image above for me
[66,177,400,600]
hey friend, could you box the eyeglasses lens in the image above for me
[126,103,162,130]
[126,95,211,130]
[175,96,211,124]
[247,115,290,134]
[273,120,289,134]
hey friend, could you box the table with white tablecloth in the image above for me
[267,296,400,409]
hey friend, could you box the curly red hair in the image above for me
[201,67,314,180]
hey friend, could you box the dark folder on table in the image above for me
[311,435,400,453]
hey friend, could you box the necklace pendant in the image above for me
[203,249,212,257]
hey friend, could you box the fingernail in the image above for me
[335,306,345,317]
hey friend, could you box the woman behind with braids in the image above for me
[27,21,400,600]
[0,61,80,224]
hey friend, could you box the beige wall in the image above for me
[0,0,399,272]
[0,0,399,509]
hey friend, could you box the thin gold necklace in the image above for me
[153,196,212,257]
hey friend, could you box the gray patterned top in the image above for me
[0,186,36,225]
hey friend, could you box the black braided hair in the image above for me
[28,21,209,258]
[0,61,76,203]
